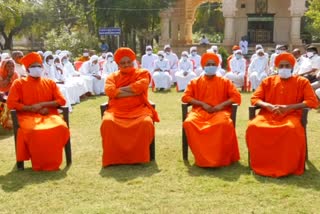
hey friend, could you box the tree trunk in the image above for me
[1,30,13,50]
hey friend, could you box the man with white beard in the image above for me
[225,49,246,88]
[164,44,179,85]
[175,51,197,91]
[189,46,202,76]
[152,51,172,91]
[248,49,269,91]
[80,55,105,95]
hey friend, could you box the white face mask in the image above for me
[306,52,314,58]
[83,53,89,57]
[165,51,170,55]
[191,51,197,56]
[28,67,43,77]
[146,50,152,55]
[62,59,68,64]
[158,56,164,61]
[182,56,187,61]
[107,57,113,62]
[48,59,54,66]
[278,68,292,79]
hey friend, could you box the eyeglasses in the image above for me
[278,64,291,69]
[206,63,216,66]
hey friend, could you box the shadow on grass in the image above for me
[0,126,13,140]
[252,160,320,191]
[0,165,70,192]
[99,161,160,182]
[184,160,250,182]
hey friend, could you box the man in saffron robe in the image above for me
[100,47,160,167]
[246,52,318,177]
[7,52,70,171]
[182,52,241,167]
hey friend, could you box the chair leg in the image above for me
[150,139,155,161]
[64,139,72,166]
[17,161,24,170]
[182,128,188,160]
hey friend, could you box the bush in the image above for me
[43,29,100,59]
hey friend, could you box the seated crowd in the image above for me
[0,44,319,179]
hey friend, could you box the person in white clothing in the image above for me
[225,49,246,88]
[239,37,248,55]
[12,51,27,77]
[102,52,118,77]
[141,45,158,87]
[164,44,179,84]
[175,51,197,91]
[292,48,312,76]
[300,46,320,83]
[42,51,57,80]
[80,55,104,95]
[250,44,269,61]
[248,49,269,91]
[141,45,158,73]
[152,51,172,91]
[189,46,202,76]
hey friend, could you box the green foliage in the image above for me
[305,0,320,42]
[44,29,100,57]
[193,3,224,36]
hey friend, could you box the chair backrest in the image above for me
[74,61,83,71]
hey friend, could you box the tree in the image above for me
[305,0,320,42]
[0,1,40,50]
[94,0,174,54]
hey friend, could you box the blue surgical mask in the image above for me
[235,54,242,59]
[204,66,217,76]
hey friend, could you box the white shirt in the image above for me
[189,54,202,70]
[165,52,179,71]
[141,53,158,72]
[249,56,269,74]
[230,57,246,75]
[178,59,193,73]
[14,63,27,77]
[102,61,118,76]
[80,61,100,76]
[154,59,170,72]
[293,56,312,75]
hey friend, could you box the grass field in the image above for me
[1,89,320,213]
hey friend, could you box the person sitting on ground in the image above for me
[6,52,70,171]
[246,52,318,177]
[225,49,246,88]
[175,51,196,91]
[100,47,160,167]
[152,51,172,91]
[182,52,241,168]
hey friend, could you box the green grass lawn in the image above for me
[1,89,320,213]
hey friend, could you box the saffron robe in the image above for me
[100,69,159,167]
[7,76,70,171]
[182,75,241,167]
[246,75,318,177]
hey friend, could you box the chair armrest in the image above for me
[301,108,309,128]
[149,100,155,109]
[249,106,261,120]
[100,102,109,118]
[182,103,192,122]
[231,104,238,127]
[58,106,69,127]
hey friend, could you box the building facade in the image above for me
[160,0,307,47]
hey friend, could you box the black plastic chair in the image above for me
[11,106,72,170]
[248,106,309,168]
[100,101,156,161]
[181,103,238,160]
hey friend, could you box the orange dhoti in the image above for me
[17,114,69,171]
[184,110,240,167]
[246,113,305,177]
[101,112,154,167]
